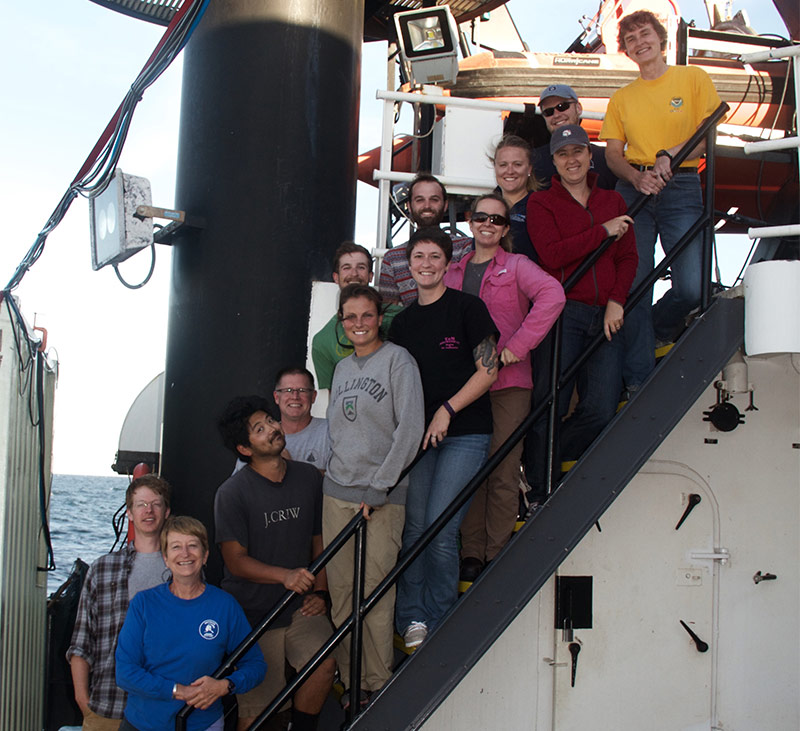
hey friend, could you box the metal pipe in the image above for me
[375,89,606,120]
[743,136,800,154]
[739,45,800,63]
[348,521,367,723]
[544,322,562,497]
[373,169,495,190]
[377,88,526,112]
[376,97,397,250]
[747,224,800,239]
[702,126,717,310]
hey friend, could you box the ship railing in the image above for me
[175,101,729,731]
[740,44,800,242]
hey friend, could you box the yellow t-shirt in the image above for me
[600,65,722,167]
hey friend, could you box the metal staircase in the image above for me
[350,294,745,730]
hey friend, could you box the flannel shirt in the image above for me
[67,542,136,719]
[379,234,473,306]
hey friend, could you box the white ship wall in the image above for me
[0,301,57,730]
[425,352,800,731]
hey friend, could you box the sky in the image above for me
[1,0,788,475]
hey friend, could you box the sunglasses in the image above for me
[542,100,576,117]
[471,212,509,226]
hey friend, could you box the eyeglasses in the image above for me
[275,388,314,395]
[471,212,509,226]
[132,500,164,511]
[542,100,576,117]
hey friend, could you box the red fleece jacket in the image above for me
[526,172,637,307]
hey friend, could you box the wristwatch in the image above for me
[227,678,236,695]
[655,149,673,161]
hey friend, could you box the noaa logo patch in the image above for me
[670,96,684,110]
[199,620,219,640]
[343,396,357,422]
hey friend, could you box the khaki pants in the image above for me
[322,496,404,692]
[460,388,529,562]
[236,609,332,718]
[82,707,121,731]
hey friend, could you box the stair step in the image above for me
[394,633,417,656]
[655,341,675,359]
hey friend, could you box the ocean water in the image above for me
[47,473,131,595]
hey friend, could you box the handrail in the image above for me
[176,101,729,731]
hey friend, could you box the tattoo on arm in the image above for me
[473,336,499,376]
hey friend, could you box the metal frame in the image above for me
[740,45,800,241]
[373,88,605,253]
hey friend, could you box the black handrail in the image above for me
[175,101,729,731]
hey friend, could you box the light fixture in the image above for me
[89,168,153,270]
[394,7,460,85]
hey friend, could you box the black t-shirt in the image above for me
[494,187,537,263]
[463,258,491,296]
[389,287,498,436]
[214,460,323,627]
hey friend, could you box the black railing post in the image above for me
[347,519,368,723]
[702,125,718,311]
[544,319,563,497]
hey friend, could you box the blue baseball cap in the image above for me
[549,124,590,155]
[539,84,579,104]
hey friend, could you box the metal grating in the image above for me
[88,0,184,26]
[0,301,57,731]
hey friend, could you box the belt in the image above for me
[634,165,698,174]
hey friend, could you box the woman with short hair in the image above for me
[390,227,500,649]
[116,516,265,731]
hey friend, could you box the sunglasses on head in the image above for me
[542,100,576,117]
[471,212,509,226]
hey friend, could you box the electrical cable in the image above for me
[732,237,761,286]
[113,244,157,289]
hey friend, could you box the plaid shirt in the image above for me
[67,543,136,719]
[379,234,473,306]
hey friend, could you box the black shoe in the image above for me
[460,557,484,582]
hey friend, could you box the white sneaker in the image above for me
[403,621,428,648]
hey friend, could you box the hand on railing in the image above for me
[603,301,625,341]
[601,215,634,240]
[282,567,316,594]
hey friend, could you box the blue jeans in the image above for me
[395,433,491,633]
[617,173,705,387]
[525,301,624,496]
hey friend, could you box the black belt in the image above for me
[634,165,698,174]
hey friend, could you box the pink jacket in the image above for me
[444,247,565,391]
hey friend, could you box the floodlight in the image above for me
[394,7,460,85]
[89,168,154,271]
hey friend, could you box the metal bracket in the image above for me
[690,548,730,564]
